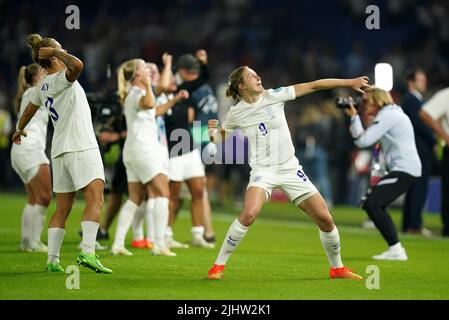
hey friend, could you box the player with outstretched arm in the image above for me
[207,66,369,280]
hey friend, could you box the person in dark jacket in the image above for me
[402,68,435,235]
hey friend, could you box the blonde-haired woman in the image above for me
[346,87,422,260]
[112,58,188,256]
[13,34,111,273]
[11,63,51,253]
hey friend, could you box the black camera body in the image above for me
[335,96,363,109]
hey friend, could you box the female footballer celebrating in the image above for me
[112,58,188,257]
[207,66,369,280]
[12,63,51,253]
[13,34,112,273]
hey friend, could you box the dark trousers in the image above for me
[363,172,417,246]
[442,147,449,236]
[403,158,432,231]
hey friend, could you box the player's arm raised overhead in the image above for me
[156,52,173,95]
[38,47,83,82]
[293,76,370,98]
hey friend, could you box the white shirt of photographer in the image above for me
[30,69,98,159]
[423,87,449,136]
[222,86,297,171]
[123,86,160,162]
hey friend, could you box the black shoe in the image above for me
[204,235,216,244]
[97,229,109,241]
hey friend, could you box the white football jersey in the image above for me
[123,86,159,162]
[14,87,48,152]
[30,69,98,158]
[222,86,297,170]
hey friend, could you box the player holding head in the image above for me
[112,58,189,256]
[207,66,370,280]
[11,63,51,253]
[12,34,112,273]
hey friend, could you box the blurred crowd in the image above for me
[0,0,448,208]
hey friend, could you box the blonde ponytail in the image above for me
[14,63,43,114]
[14,66,28,114]
[117,59,140,104]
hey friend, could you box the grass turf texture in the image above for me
[0,192,448,300]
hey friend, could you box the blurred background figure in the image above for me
[402,68,434,236]
[420,87,449,238]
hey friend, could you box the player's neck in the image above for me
[242,92,261,104]
[46,65,65,75]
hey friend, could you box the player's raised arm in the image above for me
[38,47,83,82]
[139,75,156,109]
[293,76,370,98]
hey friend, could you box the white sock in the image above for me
[145,198,155,242]
[21,204,34,245]
[47,228,65,265]
[192,225,205,241]
[319,227,344,268]
[113,200,139,248]
[32,204,46,243]
[215,219,249,265]
[80,221,99,255]
[389,242,403,253]
[132,201,146,241]
[153,197,169,249]
[165,226,174,238]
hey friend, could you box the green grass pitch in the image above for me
[0,192,448,300]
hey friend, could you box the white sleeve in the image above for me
[423,88,449,121]
[350,111,396,148]
[222,110,238,133]
[28,87,42,106]
[267,86,296,103]
[53,69,74,92]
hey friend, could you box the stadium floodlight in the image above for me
[375,63,393,91]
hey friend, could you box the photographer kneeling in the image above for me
[345,88,422,261]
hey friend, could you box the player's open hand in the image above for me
[350,76,370,94]
[38,47,56,60]
[12,130,27,145]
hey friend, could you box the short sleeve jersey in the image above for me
[122,86,158,161]
[222,86,296,169]
[16,87,48,152]
[29,69,98,158]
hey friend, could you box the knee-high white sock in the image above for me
[215,219,249,265]
[32,205,46,243]
[319,227,344,268]
[47,228,65,265]
[80,221,99,255]
[153,197,169,249]
[145,198,155,242]
[21,204,34,245]
[113,200,139,248]
[132,201,146,241]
